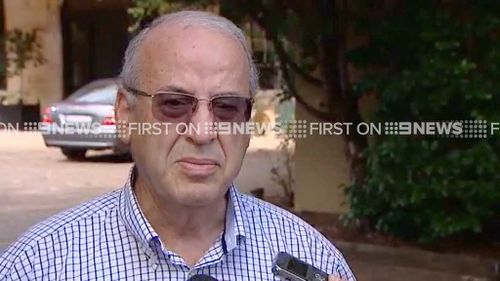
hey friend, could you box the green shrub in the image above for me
[345,0,500,243]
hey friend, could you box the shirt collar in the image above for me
[118,166,158,250]
[118,165,247,253]
[224,183,247,251]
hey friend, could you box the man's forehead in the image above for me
[135,22,250,90]
[141,22,242,54]
[136,23,248,77]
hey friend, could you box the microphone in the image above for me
[187,274,218,281]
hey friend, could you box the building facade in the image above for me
[1,0,129,111]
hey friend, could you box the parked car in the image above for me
[40,79,128,160]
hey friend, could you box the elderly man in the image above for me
[0,11,355,281]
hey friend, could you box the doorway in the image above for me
[61,0,129,97]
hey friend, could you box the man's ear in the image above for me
[115,89,132,145]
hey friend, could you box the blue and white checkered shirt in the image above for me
[0,167,356,280]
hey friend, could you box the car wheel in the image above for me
[61,148,87,161]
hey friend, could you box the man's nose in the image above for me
[185,101,217,145]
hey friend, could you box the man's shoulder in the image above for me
[238,192,309,228]
[237,191,329,244]
[23,189,121,242]
[236,191,355,279]
[0,189,122,274]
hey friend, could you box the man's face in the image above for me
[120,24,251,207]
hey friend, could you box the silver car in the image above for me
[41,79,127,160]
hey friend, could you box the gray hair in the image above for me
[119,10,259,104]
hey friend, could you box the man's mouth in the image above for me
[176,157,219,177]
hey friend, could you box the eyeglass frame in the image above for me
[122,84,255,122]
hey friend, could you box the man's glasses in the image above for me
[123,85,254,123]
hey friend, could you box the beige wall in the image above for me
[292,0,374,214]
[294,103,350,214]
[4,0,63,109]
[292,69,351,214]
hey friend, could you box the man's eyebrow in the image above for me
[157,85,247,97]
[156,85,193,94]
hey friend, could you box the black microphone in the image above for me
[187,274,218,281]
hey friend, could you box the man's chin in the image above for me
[174,182,227,206]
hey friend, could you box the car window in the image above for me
[71,85,118,104]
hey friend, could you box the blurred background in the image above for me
[0,0,499,280]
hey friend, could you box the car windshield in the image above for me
[69,84,117,104]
